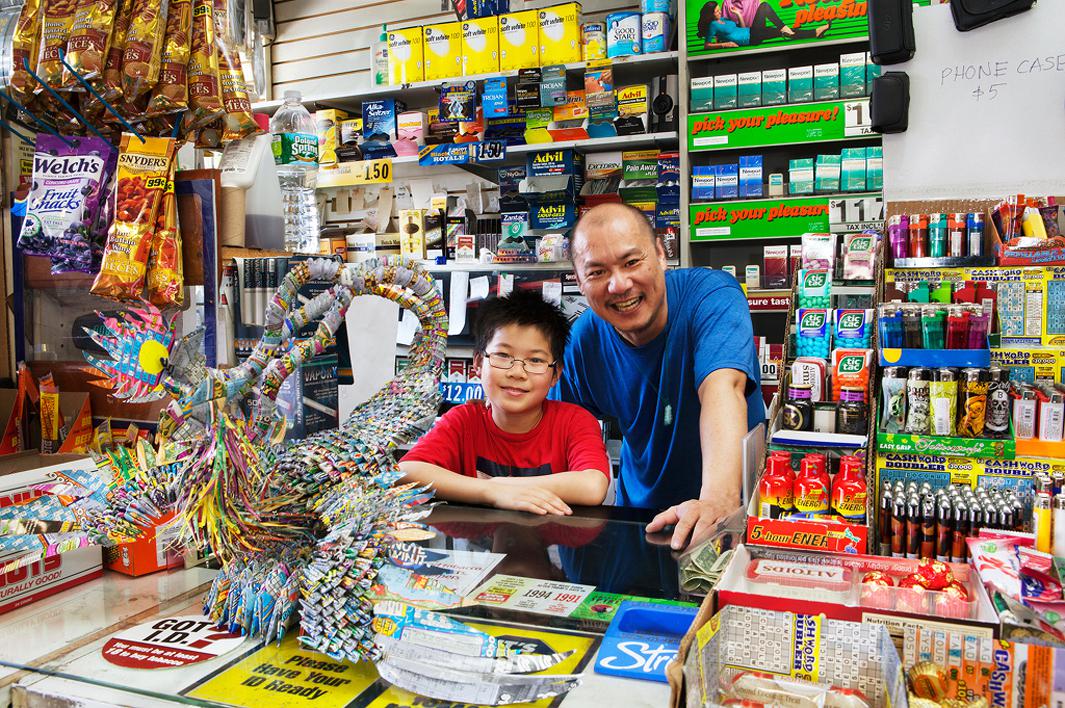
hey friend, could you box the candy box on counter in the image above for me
[716,545,998,644]
[668,603,906,708]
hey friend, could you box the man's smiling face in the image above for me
[571,204,668,347]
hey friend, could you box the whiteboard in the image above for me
[882,3,1065,201]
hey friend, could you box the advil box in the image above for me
[105,510,184,577]
[0,452,103,614]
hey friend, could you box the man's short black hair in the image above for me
[474,289,570,364]
[570,203,659,255]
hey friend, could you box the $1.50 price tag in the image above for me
[472,140,506,163]
[316,158,393,188]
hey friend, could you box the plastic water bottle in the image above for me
[373,24,389,86]
[270,90,319,252]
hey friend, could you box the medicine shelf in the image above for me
[252,51,680,116]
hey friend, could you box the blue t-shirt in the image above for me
[709,19,750,45]
[556,268,764,509]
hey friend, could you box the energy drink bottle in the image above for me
[793,454,830,516]
[831,455,867,524]
[758,452,795,519]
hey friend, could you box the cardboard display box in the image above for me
[103,510,184,577]
[669,602,906,708]
[0,453,103,614]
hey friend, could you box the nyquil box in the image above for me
[0,453,103,614]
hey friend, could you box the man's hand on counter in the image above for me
[646,496,736,551]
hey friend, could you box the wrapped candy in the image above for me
[858,571,895,611]
[913,558,954,591]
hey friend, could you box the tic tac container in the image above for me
[605,11,642,58]
[641,12,670,54]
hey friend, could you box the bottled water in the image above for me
[270,90,319,252]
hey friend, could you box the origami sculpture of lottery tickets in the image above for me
[0,258,583,702]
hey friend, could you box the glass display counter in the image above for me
[0,505,691,707]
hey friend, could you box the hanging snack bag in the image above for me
[18,134,113,258]
[146,171,183,307]
[100,0,134,104]
[36,0,78,90]
[147,0,192,115]
[216,35,258,141]
[186,0,223,128]
[64,0,120,85]
[91,133,176,301]
[121,0,168,101]
[9,0,42,102]
[52,141,117,274]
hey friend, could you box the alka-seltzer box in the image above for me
[840,52,867,98]
[739,155,763,198]
[362,99,403,143]
[761,68,787,106]
[690,76,714,112]
[787,65,813,103]
[737,71,761,108]
[538,3,582,66]
[0,453,103,614]
[498,9,539,71]
[387,26,424,85]
[424,21,462,81]
[713,73,737,110]
[814,62,839,100]
[461,17,499,75]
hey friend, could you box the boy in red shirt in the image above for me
[400,290,610,515]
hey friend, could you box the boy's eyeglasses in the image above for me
[485,352,556,375]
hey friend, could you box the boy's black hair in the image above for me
[474,289,571,364]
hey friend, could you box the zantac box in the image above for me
[0,452,103,614]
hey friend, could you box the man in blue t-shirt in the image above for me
[556,203,765,550]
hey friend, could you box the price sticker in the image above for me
[843,99,873,137]
[472,140,506,163]
[316,158,393,188]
